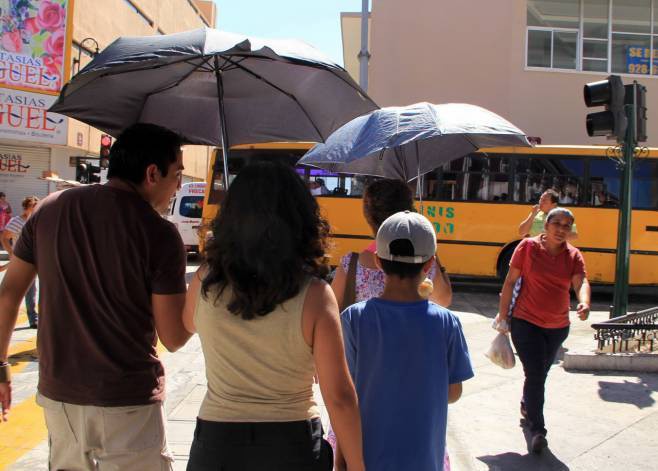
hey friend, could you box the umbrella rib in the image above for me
[141,56,214,98]
[220,55,325,141]
[94,55,209,78]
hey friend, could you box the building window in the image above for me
[527,0,658,76]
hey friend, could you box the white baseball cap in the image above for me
[376,210,437,264]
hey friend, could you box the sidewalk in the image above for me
[445,309,658,471]
[160,308,658,470]
[5,299,658,470]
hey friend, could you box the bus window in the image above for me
[632,159,658,210]
[589,159,620,207]
[513,156,584,205]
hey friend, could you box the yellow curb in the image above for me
[0,338,167,469]
[0,396,47,470]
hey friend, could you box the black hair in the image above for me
[378,239,425,279]
[106,123,182,184]
[544,189,559,204]
[363,179,414,233]
[202,161,331,320]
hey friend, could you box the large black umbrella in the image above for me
[50,28,377,187]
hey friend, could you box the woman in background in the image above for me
[496,207,590,454]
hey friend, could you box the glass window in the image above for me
[612,0,651,34]
[589,159,620,207]
[461,156,511,202]
[554,31,578,68]
[528,30,552,67]
[583,40,609,58]
[432,157,467,201]
[179,196,203,218]
[528,0,580,28]
[612,34,651,74]
[513,157,584,204]
[653,37,658,74]
[632,159,658,209]
[584,0,610,38]
[583,58,609,71]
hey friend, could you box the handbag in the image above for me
[340,252,358,312]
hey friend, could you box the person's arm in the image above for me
[307,280,364,471]
[518,205,540,237]
[182,267,207,334]
[153,292,192,352]
[571,273,591,321]
[0,257,37,421]
[330,262,348,312]
[495,266,522,332]
[1,231,13,257]
[429,256,452,307]
[448,383,463,404]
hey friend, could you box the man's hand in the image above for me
[531,204,540,215]
[576,303,590,321]
[0,381,11,422]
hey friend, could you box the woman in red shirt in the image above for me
[496,207,591,453]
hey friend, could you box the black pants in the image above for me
[186,417,333,471]
[511,318,569,436]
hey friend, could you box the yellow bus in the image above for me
[200,143,658,285]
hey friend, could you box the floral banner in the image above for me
[0,0,72,95]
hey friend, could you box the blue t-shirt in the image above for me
[342,298,474,471]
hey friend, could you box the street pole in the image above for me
[358,0,370,91]
[611,87,637,318]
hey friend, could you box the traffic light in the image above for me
[87,162,101,183]
[75,160,89,183]
[584,75,627,142]
[100,134,112,168]
[625,83,648,143]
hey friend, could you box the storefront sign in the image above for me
[0,0,73,95]
[0,87,67,143]
[626,46,658,75]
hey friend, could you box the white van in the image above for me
[167,182,205,252]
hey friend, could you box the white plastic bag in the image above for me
[485,332,516,369]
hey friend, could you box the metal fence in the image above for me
[592,307,658,353]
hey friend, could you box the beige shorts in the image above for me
[37,393,174,471]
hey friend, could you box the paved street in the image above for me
[1,260,657,470]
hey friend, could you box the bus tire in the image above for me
[497,242,520,281]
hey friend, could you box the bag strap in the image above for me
[340,252,359,312]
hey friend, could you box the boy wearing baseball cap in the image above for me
[341,210,474,471]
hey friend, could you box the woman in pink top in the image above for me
[332,178,452,309]
[0,192,12,233]
[496,207,591,454]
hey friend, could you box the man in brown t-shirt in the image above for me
[0,123,193,470]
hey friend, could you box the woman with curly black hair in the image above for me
[183,161,364,471]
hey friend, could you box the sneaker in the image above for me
[531,433,548,453]
[29,323,38,329]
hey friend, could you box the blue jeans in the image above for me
[25,280,38,325]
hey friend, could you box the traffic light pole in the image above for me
[611,102,636,318]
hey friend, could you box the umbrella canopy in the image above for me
[50,28,377,183]
[298,102,531,181]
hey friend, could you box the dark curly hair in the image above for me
[202,161,331,320]
[363,178,415,233]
